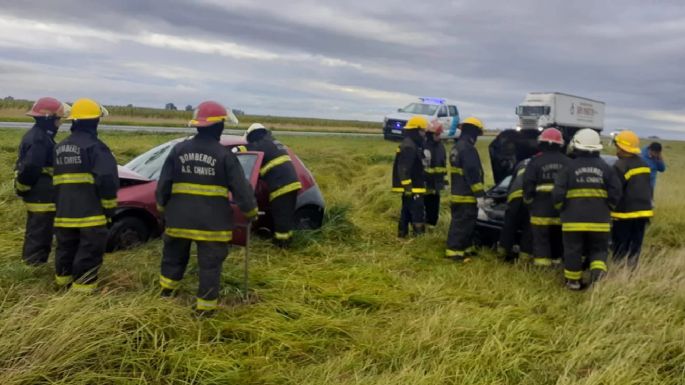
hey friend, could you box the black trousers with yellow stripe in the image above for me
[446,203,477,257]
[23,211,55,265]
[161,236,229,306]
[563,231,610,282]
[55,226,108,290]
[531,224,563,264]
[270,190,298,244]
[499,198,532,260]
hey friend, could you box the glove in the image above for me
[477,197,486,208]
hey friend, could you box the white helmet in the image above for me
[244,123,268,139]
[569,128,603,153]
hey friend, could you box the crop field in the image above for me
[0,101,380,134]
[0,126,684,384]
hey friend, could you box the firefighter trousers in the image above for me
[160,236,229,304]
[55,226,108,290]
[531,224,563,265]
[23,211,55,265]
[446,203,477,257]
[271,190,298,243]
[499,199,532,261]
[612,218,648,268]
[424,193,440,226]
[563,231,610,282]
[398,194,425,237]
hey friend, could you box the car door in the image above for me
[436,105,452,131]
[447,105,460,138]
[230,151,264,246]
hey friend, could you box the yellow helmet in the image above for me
[66,98,109,120]
[461,116,484,132]
[404,115,429,130]
[614,130,640,154]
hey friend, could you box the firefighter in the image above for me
[392,115,428,237]
[552,129,621,290]
[53,98,118,292]
[423,120,447,227]
[242,123,302,246]
[611,130,653,268]
[157,101,257,314]
[522,128,570,266]
[499,159,533,263]
[14,98,70,265]
[445,117,485,261]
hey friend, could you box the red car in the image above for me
[107,135,325,250]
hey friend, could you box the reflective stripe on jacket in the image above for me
[552,153,622,232]
[612,156,653,219]
[156,134,257,242]
[392,133,426,194]
[522,150,570,223]
[54,130,118,228]
[449,135,484,204]
[245,135,301,201]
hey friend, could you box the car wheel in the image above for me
[107,216,151,251]
[293,206,323,230]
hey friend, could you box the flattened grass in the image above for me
[0,128,683,384]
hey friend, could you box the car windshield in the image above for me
[124,139,257,181]
[517,106,550,116]
[400,103,439,116]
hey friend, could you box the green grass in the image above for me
[0,127,684,384]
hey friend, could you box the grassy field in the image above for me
[0,100,381,134]
[0,126,683,384]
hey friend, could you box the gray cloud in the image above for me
[0,0,683,136]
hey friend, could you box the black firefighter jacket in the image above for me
[53,126,119,228]
[424,136,447,195]
[14,123,57,213]
[612,156,653,220]
[449,134,484,204]
[522,150,570,225]
[245,134,302,202]
[507,158,530,204]
[392,132,426,195]
[552,153,622,232]
[156,134,257,242]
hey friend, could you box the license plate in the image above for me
[392,129,402,134]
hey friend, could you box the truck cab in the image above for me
[383,97,459,140]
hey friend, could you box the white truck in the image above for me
[515,92,605,139]
[383,97,460,140]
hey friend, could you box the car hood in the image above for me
[118,165,150,183]
[385,112,431,121]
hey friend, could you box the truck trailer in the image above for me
[516,92,605,140]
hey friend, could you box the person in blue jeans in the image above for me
[640,142,666,194]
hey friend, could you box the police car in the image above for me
[383,97,460,140]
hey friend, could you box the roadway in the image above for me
[0,121,383,138]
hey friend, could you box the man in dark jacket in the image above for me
[157,101,257,314]
[552,129,622,290]
[522,128,570,266]
[392,115,428,237]
[242,123,301,247]
[445,117,485,261]
[611,130,653,267]
[14,97,69,265]
[424,120,447,226]
[53,98,118,292]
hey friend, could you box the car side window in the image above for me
[437,106,448,117]
[449,105,458,117]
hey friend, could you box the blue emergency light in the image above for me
[419,97,446,105]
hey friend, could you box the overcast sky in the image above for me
[0,1,683,137]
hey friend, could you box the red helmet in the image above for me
[26,97,70,118]
[539,127,564,146]
[188,101,238,128]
